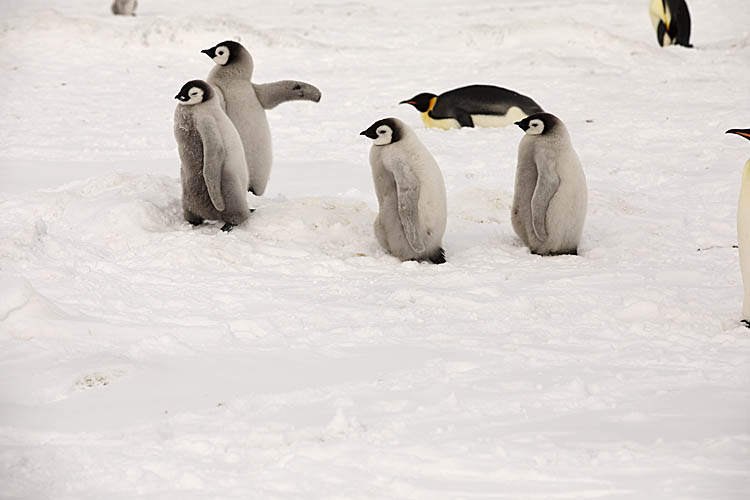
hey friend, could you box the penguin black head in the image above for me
[201,40,247,66]
[726,128,750,142]
[399,93,436,113]
[515,112,559,136]
[175,80,214,105]
[360,118,403,146]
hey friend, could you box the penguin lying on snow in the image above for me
[202,41,322,196]
[400,84,544,130]
[649,0,692,48]
[511,113,587,256]
[173,80,250,232]
[727,127,750,326]
[361,118,447,264]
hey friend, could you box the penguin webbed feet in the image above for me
[741,320,750,329]
[220,222,235,232]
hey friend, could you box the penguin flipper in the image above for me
[390,158,426,254]
[253,81,322,110]
[196,115,227,212]
[453,110,475,128]
[530,156,560,243]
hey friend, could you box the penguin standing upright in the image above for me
[202,41,322,196]
[360,118,447,264]
[649,0,692,47]
[727,127,750,326]
[400,85,544,130]
[173,80,250,231]
[511,113,587,256]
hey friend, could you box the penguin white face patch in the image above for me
[373,125,393,146]
[179,87,204,106]
[525,119,545,135]
[213,46,230,66]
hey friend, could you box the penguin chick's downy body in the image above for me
[400,85,544,130]
[511,113,587,256]
[649,0,692,47]
[361,118,447,264]
[202,41,322,196]
[727,127,750,326]
[111,0,137,15]
[173,80,250,231]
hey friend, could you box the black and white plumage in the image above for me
[400,85,544,130]
[360,118,447,264]
[511,113,587,256]
[173,80,250,231]
[202,41,322,196]
[649,0,692,48]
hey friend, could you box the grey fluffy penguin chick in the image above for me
[173,80,250,232]
[361,118,447,264]
[202,40,322,196]
[111,0,137,15]
[511,113,587,255]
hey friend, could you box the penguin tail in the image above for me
[426,247,446,265]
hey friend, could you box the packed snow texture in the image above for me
[1,1,750,499]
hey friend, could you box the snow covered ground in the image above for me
[1,0,750,498]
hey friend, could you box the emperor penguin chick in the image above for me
[511,113,587,256]
[361,118,447,264]
[726,127,750,326]
[111,0,138,16]
[173,80,250,231]
[202,40,322,196]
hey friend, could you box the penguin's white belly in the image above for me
[223,83,272,194]
[420,106,527,129]
[472,107,528,128]
[648,0,666,30]
[737,160,750,319]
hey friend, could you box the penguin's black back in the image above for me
[667,0,692,47]
[431,85,543,119]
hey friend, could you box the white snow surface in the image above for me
[1,1,750,498]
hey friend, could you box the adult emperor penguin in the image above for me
[173,80,250,231]
[727,127,750,326]
[400,84,544,130]
[511,113,587,256]
[111,0,137,15]
[360,118,447,264]
[202,40,322,196]
[649,0,692,47]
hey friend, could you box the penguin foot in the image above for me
[249,208,256,213]
[185,216,204,226]
[425,247,446,265]
[220,223,235,232]
[742,320,750,329]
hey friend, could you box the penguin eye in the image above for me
[217,50,225,56]
[377,130,385,135]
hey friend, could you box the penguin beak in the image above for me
[726,128,750,140]
[399,100,415,105]
[174,94,179,100]
[514,120,528,131]
[201,48,212,57]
